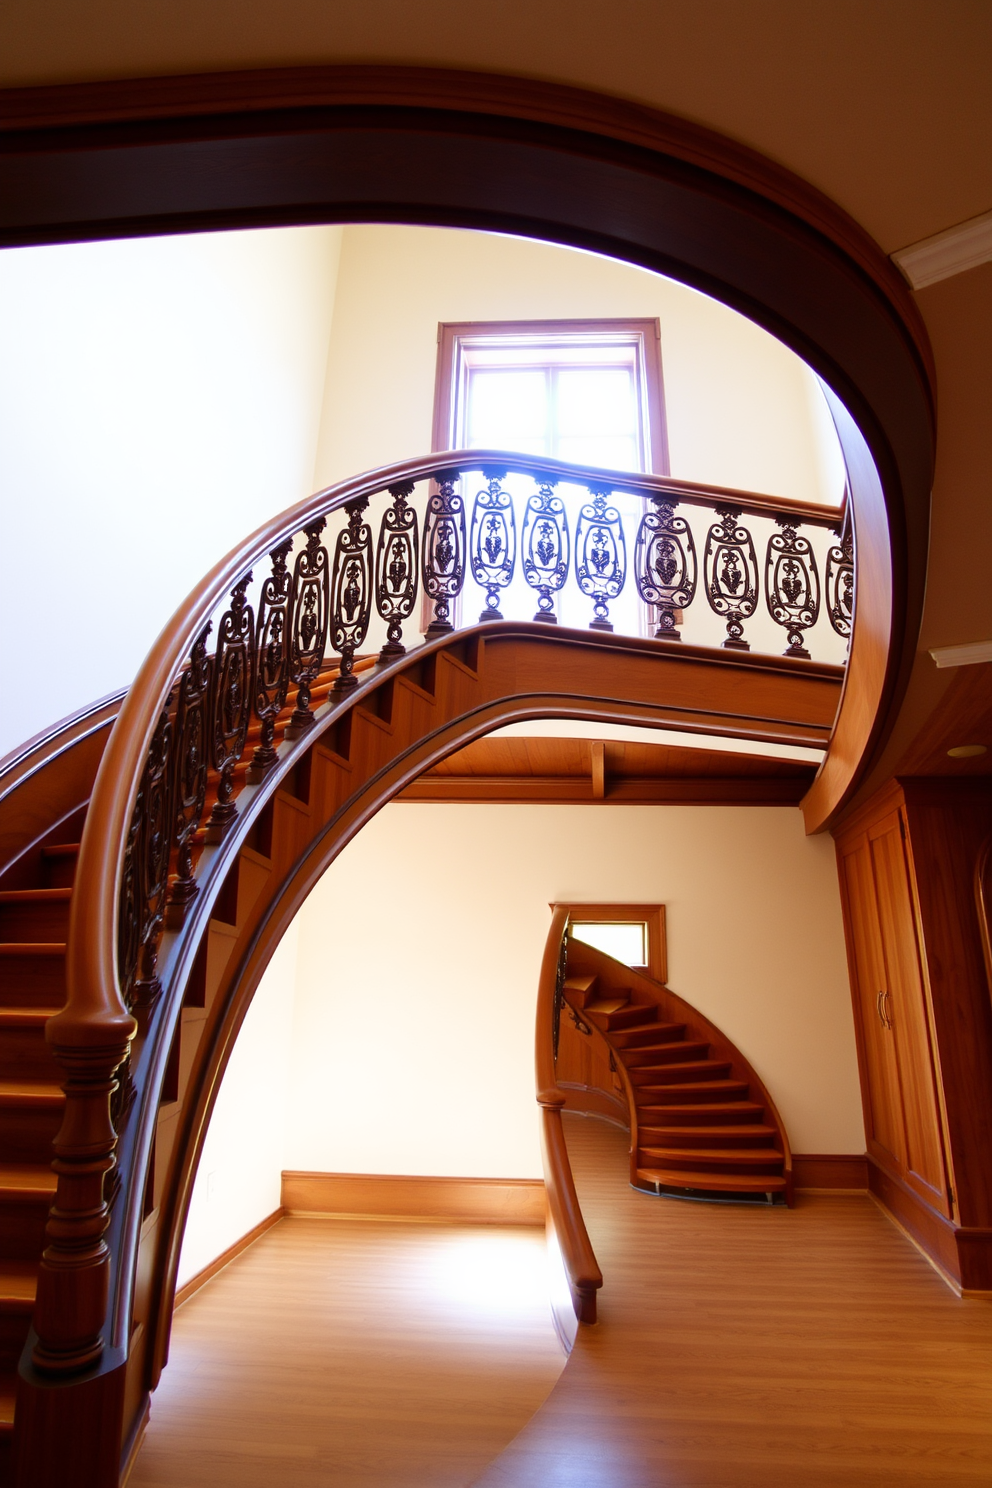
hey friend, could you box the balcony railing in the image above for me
[34,449,850,1388]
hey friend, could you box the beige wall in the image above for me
[0,225,342,757]
[314,224,844,506]
[285,801,864,1178]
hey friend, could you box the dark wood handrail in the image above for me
[536,906,603,1327]
[36,446,837,1377]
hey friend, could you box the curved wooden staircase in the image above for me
[0,450,842,1487]
[559,936,793,1203]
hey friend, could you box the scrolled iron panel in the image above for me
[704,506,758,650]
[765,517,821,658]
[635,495,697,641]
[576,488,627,632]
[522,480,570,623]
[470,471,516,621]
[375,481,419,660]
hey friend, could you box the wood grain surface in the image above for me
[474,1114,992,1488]
[127,1215,565,1488]
[281,1172,545,1227]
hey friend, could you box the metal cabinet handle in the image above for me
[876,990,892,1029]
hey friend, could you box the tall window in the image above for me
[432,320,668,630]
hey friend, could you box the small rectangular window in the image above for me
[571,920,648,967]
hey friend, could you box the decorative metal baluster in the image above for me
[286,520,330,736]
[765,516,821,657]
[423,470,466,637]
[703,506,759,650]
[248,539,293,780]
[576,487,626,631]
[330,497,373,692]
[376,481,419,661]
[130,700,175,1014]
[206,574,255,840]
[470,470,515,621]
[165,625,212,927]
[634,495,697,640]
[522,480,569,623]
[826,519,855,641]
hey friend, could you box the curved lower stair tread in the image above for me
[636,1167,788,1193]
[565,938,793,1205]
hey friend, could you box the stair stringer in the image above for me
[565,938,794,1204]
[8,620,838,1486]
[132,619,839,1414]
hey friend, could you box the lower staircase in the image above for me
[562,938,792,1203]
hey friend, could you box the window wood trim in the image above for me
[558,901,667,984]
[432,318,670,474]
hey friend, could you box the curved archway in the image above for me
[1,64,933,831]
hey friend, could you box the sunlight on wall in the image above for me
[0,226,342,756]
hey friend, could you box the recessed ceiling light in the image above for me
[947,743,988,758]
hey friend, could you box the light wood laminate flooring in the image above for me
[476,1114,992,1487]
[128,1217,565,1487]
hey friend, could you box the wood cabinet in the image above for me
[837,803,949,1215]
[835,779,992,1292]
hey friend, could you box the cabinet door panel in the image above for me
[869,814,950,1215]
[839,837,906,1172]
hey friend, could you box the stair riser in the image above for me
[0,1204,50,1261]
[0,955,66,1009]
[639,1128,776,1149]
[629,1064,730,1086]
[40,855,78,890]
[622,1043,709,1069]
[639,1152,785,1176]
[0,1030,59,1083]
[592,1005,657,1031]
[0,1108,62,1165]
[0,1310,31,1371]
[610,1026,685,1049]
[637,1106,763,1125]
[635,1082,748,1104]
[0,900,70,941]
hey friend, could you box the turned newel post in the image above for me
[33,1010,135,1374]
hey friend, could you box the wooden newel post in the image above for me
[32,1018,135,1375]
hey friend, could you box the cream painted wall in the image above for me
[284,802,864,1182]
[0,225,342,757]
[313,224,844,506]
[177,923,299,1289]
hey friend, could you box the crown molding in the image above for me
[893,210,992,290]
[929,640,992,669]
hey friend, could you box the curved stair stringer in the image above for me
[564,937,794,1204]
[138,620,827,1404]
[6,619,837,1487]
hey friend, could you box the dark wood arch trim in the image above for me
[0,63,934,828]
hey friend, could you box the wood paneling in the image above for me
[791,1153,869,1191]
[281,1172,545,1227]
[835,776,992,1290]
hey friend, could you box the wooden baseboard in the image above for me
[869,1159,992,1293]
[792,1153,869,1192]
[281,1171,546,1226]
[174,1207,285,1308]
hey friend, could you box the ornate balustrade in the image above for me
[36,449,849,1388]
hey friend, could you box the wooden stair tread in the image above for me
[632,1060,731,1079]
[39,845,80,859]
[0,1008,58,1027]
[0,889,72,905]
[637,1167,788,1192]
[636,1101,764,1118]
[634,1078,745,1097]
[0,1261,37,1308]
[0,944,66,956]
[639,1124,777,1141]
[584,999,630,1015]
[0,1081,63,1107]
[0,1165,57,1198]
[0,1371,15,1430]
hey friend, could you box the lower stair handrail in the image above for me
[536,906,603,1329]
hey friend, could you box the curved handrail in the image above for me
[536,906,603,1327]
[34,446,844,1377]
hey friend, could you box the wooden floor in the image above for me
[130,1122,992,1487]
[476,1114,992,1487]
[128,1217,565,1487]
